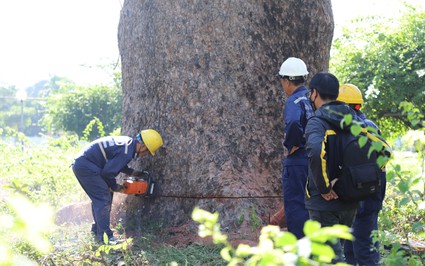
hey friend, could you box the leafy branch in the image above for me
[192,207,352,266]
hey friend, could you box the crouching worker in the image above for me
[72,129,163,244]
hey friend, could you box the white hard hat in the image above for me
[278,57,308,79]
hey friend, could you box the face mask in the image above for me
[310,96,317,111]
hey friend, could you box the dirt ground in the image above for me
[152,223,262,248]
[55,198,287,250]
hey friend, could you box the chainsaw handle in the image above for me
[129,170,150,180]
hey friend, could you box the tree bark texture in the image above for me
[117,0,334,230]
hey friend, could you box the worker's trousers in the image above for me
[72,158,114,241]
[309,208,357,263]
[344,210,380,266]
[282,162,309,239]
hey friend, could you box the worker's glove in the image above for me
[110,184,124,193]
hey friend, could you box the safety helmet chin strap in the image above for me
[134,134,145,157]
[310,93,318,111]
[136,133,142,143]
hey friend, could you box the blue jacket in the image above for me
[283,86,314,165]
[75,136,137,179]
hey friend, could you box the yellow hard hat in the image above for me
[140,129,163,156]
[337,84,364,104]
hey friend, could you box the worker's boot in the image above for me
[91,223,97,235]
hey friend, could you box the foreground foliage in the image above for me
[0,195,54,265]
[192,208,352,266]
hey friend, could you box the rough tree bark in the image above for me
[117,0,334,231]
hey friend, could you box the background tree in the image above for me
[0,85,44,136]
[0,76,74,137]
[26,75,72,98]
[330,6,425,136]
[43,84,122,139]
[0,85,19,130]
[117,0,334,229]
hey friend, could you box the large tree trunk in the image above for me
[117,0,333,231]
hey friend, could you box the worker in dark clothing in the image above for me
[305,73,364,262]
[338,84,387,266]
[276,57,314,238]
[72,129,163,244]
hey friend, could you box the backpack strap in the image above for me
[365,130,391,150]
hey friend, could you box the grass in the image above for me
[146,243,226,266]
[37,222,226,265]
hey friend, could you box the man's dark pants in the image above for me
[309,208,357,262]
[344,210,380,266]
[72,159,114,241]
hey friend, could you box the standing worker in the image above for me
[305,72,362,262]
[276,57,314,238]
[72,129,163,244]
[338,84,387,266]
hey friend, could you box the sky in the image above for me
[0,0,122,88]
[0,0,423,89]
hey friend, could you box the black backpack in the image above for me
[331,127,389,201]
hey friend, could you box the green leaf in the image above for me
[386,171,395,181]
[343,114,353,126]
[303,220,322,237]
[274,231,297,247]
[377,156,388,168]
[192,207,219,225]
[394,164,401,172]
[398,197,410,206]
[235,244,252,258]
[397,181,409,193]
[412,221,424,232]
[320,225,353,241]
[220,246,232,261]
[103,233,108,245]
[411,119,420,126]
[366,126,377,133]
[358,136,368,148]
[410,176,422,187]
[350,124,362,136]
[371,140,383,151]
[310,242,335,263]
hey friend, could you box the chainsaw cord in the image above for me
[155,194,283,199]
[123,176,283,199]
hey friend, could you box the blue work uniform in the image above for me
[282,85,314,238]
[72,136,137,240]
[344,112,387,266]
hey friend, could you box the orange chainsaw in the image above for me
[122,171,156,198]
